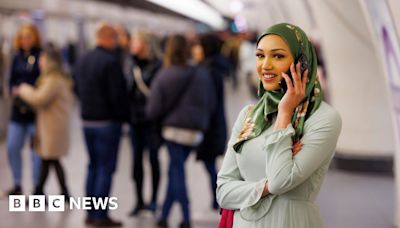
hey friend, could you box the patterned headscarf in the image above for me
[233,23,323,153]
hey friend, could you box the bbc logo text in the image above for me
[9,195,118,212]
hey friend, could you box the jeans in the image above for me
[161,141,193,223]
[83,123,122,219]
[7,121,41,187]
[130,123,160,206]
[203,160,218,208]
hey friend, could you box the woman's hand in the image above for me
[273,63,308,131]
[262,182,269,197]
[279,62,308,114]
[292,140,303,156]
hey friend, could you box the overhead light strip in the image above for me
[146,0,226,29]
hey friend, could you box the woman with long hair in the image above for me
[147,34,216,228]
[6,23,42,195]
[128,31,163,215]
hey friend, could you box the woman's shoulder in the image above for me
[41,73,70,85]
[306,101,342,130]
[316,102,341,121]
[236,104,256,121]
[157,66,181,76]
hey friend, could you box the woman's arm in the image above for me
[17,77,60,108]
[145,70,165,121]
[264,63,342,195]
[217,105,268,210]
[265,108,341,195]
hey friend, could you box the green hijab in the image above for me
[233,23,323,153]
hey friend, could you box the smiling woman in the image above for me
[255,34,294,91]
[216,23,342,228]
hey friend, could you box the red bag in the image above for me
[218,209,235,228]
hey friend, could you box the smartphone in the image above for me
[279,54,309,92]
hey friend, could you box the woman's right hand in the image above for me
[273,63,308,131]
[278,63,308,114]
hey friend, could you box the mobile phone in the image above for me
[279,54,309,92]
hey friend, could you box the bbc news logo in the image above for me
[9,195,118,212]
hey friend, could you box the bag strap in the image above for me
[132,66,151,97]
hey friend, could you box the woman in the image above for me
[7,23,42,195]
[15,45,74,198]
[192,33,228,210]
[216,23,342,228]
[147,34,216,228]
[128,31,163,215]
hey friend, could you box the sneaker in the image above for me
[129,204,146,216]
[156,219,168,227]
[33,187,44,195]
[179,221,191,228]
[84,216,95,226]
[92,217,123,227]
[146,202,157,213]
[7,186,22,195]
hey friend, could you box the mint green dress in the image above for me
[217,102,342,228]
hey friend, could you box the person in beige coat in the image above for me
[14,45,74,199]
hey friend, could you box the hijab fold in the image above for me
[233,23,323,153]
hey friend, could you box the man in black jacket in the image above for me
[73,22,128,227]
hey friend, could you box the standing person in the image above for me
[192,34,228,210]
[221,32,241,90]
[6,23,42,195]
[147,34,216,228]
[216,23,342,228]
[128,31,163,216]
[114,24,132,87]
[73,22,128,227]
[14,45,73,199]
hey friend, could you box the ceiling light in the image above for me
[146,0,226,30]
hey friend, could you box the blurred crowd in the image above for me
[0,21,261,228]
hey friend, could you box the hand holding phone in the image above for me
[279,54,309,93]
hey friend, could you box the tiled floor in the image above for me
[0,77,395,228]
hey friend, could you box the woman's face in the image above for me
[256,34,294,91]
[20,29,34,51]
[131,36,148,58]
[118,33,130,49]
[191,44,204,64]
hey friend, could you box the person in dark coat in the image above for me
[6,23,42,196]
[147,34,216,228]
[73,22,128,227]
[127,31,163,216]
[192,33,228,210]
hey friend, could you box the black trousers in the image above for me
[35,158,69,195]
[130,123,160,206]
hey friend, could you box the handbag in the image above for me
[218,209,235,228]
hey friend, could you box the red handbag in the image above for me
[218,209,235,228]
